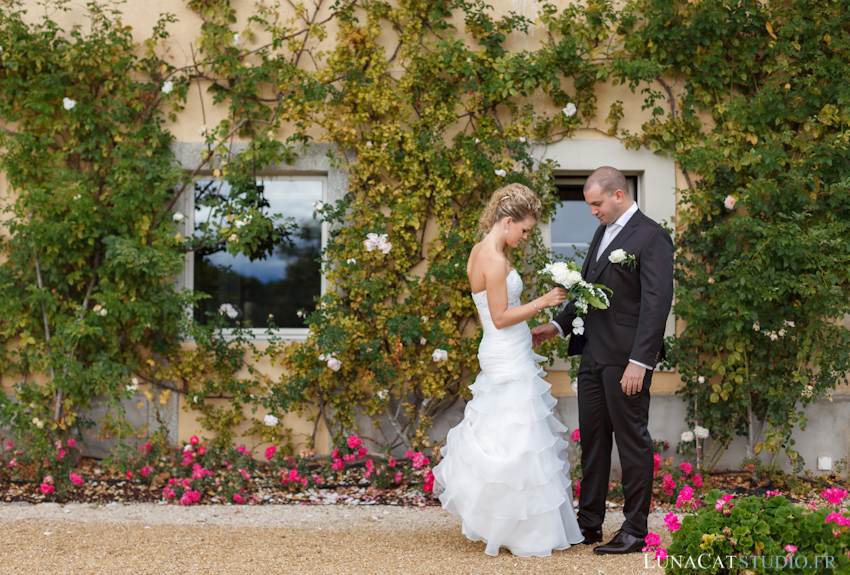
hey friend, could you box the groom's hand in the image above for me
[531,323,558,348]
[620,362,647,395]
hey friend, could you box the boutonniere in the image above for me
[609,249,637,270]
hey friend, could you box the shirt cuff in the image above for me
[629,359,654,371]
[550,321,565,338]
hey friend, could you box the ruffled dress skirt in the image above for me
[432,303,583,557]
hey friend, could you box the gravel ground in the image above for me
[0,503,672,575]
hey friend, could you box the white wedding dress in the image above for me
[433,269,584,557]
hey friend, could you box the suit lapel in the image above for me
[589,210,643,278]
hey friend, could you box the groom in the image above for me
[532,166,674,554]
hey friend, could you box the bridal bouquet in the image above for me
[539,261,611,333]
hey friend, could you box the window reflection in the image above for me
[193,178,323,329]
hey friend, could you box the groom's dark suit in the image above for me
[553,209,673,539]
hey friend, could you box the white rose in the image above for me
[218,303,238,319]
[432,349,448,362]
[183,444,193,452]
[63,97,76,110]
[232,33,241,46]
[346,258,357,264]
[474,138,480,144]
[376,390,388,400]
[172,212,185,223]
[563,269,582,288]
[420,337,427,345]
[313,201,325,212]
[694,426,710,439]
[698,376,705,384]
[724,195,738,210]
[681,431,695,442]
[162,81,173,94]
[609,249,627,264]
[562,103,577,117]
[494,169,507,177]
[519,137,526,143]
[378,240,392,254]
[327,357,342,371]
[100,308,108,316]
[263,414,279,427]
[543,261,569,285]
[572,317,585,335]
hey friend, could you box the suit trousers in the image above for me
[576,343,654,538]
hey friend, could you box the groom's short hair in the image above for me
[585,167,629,198]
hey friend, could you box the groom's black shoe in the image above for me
[580,528,603,545]
[593,530,644,555]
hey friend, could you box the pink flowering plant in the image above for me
[652,456,707,505]
[0,434,83,497]
[662,489,850,574]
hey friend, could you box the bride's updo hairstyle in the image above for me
[478,183,543,237]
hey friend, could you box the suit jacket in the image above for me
[554,209,674,367]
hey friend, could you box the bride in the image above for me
[432,183,585,557]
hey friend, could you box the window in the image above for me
[550,175,638,266]
[192,176,325,332]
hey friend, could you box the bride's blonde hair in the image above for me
[478,183,543,237]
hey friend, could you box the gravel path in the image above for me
[0,503,672,574]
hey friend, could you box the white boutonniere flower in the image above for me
[571,317,585,336]
[609,249,637,269]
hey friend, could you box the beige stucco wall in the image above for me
[2,0,688,454]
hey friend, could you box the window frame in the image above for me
[532,139,678,370]
[173,142,349,343]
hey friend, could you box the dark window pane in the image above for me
[193,179,323,329]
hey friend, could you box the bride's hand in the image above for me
[536,287,569,309]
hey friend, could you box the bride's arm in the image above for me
[482,260,567,329]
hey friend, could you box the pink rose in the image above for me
[570,429,580,443]
[57,449,66,462]
[265,445,277,461]
[691,473,704,488]
[190,435,200,445]
[139,466,153,477]
[679,461,692,476]
[394,471,404,484]
[347,435,362,449]
[40,483,55,496]
[388,458,397,468]
[724,195,737,210]
[66,439,77,448]
[69,473,85,486]
[8,458,17,468]
[357,446,368,459]
[331,458,344,471]
[233,493,244,504]
[574,480,580,499]
[5,441,13,450]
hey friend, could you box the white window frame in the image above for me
[173,143,348,343]
[532,139,678,369]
